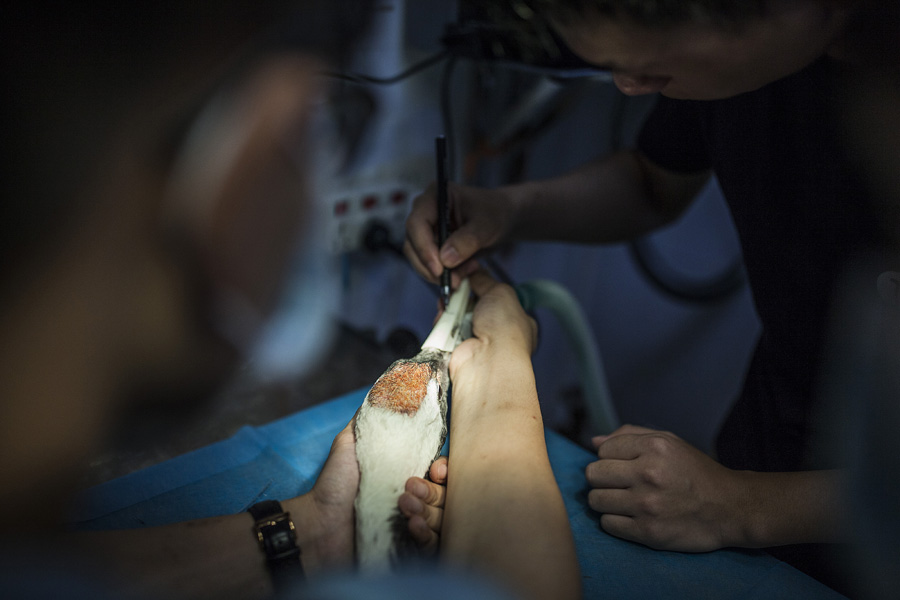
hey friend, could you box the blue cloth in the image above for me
[71,389,845,599]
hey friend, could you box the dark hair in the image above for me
[0,1,371,296]
[464,0,770,69]
[525,0,766,26]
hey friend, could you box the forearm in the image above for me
[70,493,329,600]
[443,353,580,600]
[728,469,845,548]
[505,150,709,244]
[71,512,271,600]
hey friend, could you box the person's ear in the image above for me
[163,55,324,322]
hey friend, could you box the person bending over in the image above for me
[405,0,881,592]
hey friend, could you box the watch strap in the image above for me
[249,500,303,590]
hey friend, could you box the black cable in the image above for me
[361,221,446,301]
[348,53,458,305]
[608,89,628,154]
[323,50,449,85]
[472,59,611,81]
[362,221,405,257]
[629,238,746,304]
[441,58,518,294]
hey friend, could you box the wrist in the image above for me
[723,470,805,548]
[247,500,305,593]
[280,494,323,573]
[453,349,533,393]
[727,470,844,547]
[283,486,355,575]
[452,357,538,418]
[718,470,765,548]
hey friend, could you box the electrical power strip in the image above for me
[326,182,416,253]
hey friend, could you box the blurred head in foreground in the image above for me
[828,2,900,597]
[0,1,369,530]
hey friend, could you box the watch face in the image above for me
[258,516,299,560]
[266,523,296,555]
[250,501,302,583]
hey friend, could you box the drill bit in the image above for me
[436,135,451,306]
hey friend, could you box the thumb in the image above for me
[592,435,610,450]
[440,224,491,269]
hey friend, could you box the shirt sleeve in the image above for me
[636,96,712,173]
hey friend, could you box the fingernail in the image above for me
[399,494,423,514]
[440,246,459,267]
[435,462,447,480]
[592,435,609,447]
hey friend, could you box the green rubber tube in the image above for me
[517,280,619,434]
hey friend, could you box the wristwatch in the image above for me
[249,500,304,590]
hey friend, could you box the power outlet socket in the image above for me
[327,183,415,253]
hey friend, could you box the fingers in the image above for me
[588,488,635,516]
[405,183,442,280]
[467,269,501,297]
[403,239,439,283]
[595,425,669,460]
[596,436,644,461]
[429,456,448,485]
[405,475,446,508]
[595,424,661,447]
[440,222,487,270]
[406,514,439,552]
[587,464,647,544]
[585,459,634,489]
[451,259,481,289]
[599,514,642,544]
[609,424,661,436]
[591,435,608,449]
[399,476,445,551]
[406,182,505,284]
[398,489,441,529]
[439,183,501,270]
[466,270,526,314]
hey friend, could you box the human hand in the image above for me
[404,182,518,287]
[398,456,448,553]
[586,425,745,552]
[449,270,537,380]
[294,420,359,570]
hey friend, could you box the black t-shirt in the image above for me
[637,58,881,473]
